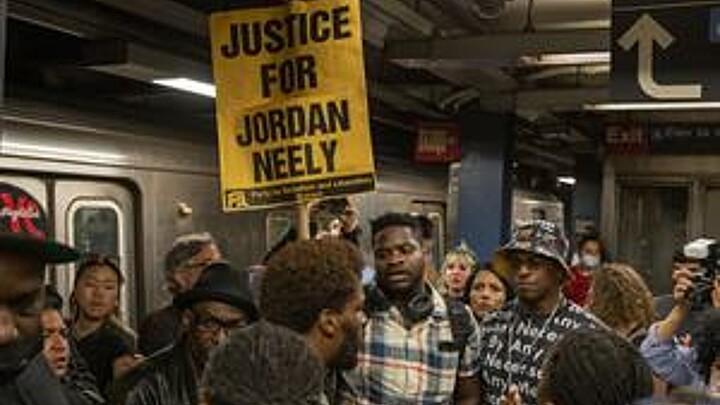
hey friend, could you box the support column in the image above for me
[454,106,513,261]
[572,153,603,238]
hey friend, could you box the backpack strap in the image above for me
[444,297,475,353]
[363,284,389,314]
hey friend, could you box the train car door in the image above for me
[54,180,137,327]
[616,182,690,295]
[703,185,720,239]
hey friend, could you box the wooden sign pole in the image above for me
[297,201,311,240]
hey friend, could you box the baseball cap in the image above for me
[0,182,79,263]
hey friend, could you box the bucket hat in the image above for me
[492,220,570,279]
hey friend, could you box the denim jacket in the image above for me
[640,323,715,404]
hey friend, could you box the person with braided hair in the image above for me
[200,321,326,405]
[536,328,654,405]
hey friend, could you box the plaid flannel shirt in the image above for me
[340,288,480,405]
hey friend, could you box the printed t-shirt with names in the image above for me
[474,298,601,405]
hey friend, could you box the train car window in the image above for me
[266,211,294,252]
[72,205,119,257]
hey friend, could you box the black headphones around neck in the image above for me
[365,284,435,326]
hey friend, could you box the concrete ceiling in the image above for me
[4,0,628,175]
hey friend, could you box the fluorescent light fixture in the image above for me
[558,176,577,186]
[3,142,126,162]
[152,78,216,98]
[519,52,610,67]
[585,102,720,111]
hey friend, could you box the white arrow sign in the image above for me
[618,13,703,100]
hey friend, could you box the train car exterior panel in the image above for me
[1,100,452,325]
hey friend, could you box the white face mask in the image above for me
[581,254,601,269]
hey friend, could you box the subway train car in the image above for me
[2,100,568,326]
[0,100,450,327]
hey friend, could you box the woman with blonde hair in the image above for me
[587,263,656,346]
[440,242,479,301]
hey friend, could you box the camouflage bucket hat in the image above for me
[492,220,570,279]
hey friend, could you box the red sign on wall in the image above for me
[414,122,461,163]
[605,125,649,155]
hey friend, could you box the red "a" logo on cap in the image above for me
[0,192,45,239]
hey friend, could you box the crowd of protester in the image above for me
[0,189,719,405]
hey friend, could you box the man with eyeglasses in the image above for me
[112,262,258,405]
[476,220,602,405]
[138,233,222,356]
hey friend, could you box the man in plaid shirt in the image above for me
[341,213,481,405]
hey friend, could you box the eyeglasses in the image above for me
[193,314,247,334]
[177,258,214,273]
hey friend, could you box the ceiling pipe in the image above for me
[425,0,508,32]
[458,0,508,20]
[439,88,481,113]
[364,0,436,37]
[523,65,609,82]
[491,0,609,32]
[425,0,608,33]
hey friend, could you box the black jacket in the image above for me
[137,306,182,357]
[0,354,73,405]
[110,341,197,405]
[64,341,105,405]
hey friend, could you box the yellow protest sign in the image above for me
[210,0,375,211]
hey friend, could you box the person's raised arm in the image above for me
[656,267,695,342]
